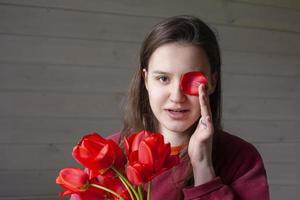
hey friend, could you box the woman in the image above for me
[70,15,269,200]
[118,15,269,199]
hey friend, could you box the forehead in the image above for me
[148,42,211,74]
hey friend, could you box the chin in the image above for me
[164,122,194,134]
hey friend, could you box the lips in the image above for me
[167,109,188,112]
[165,108,189,119]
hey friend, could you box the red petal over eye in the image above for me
[180,71,209,96]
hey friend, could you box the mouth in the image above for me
[166,109,188,113]
[165,109,189,119]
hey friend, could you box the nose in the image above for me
[169,81,186,103]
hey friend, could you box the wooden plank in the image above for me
[0,0,299,32]
[270,185,300,200]
[222,51,300,77]
[217,25,300,56]
[0,117,122,144]
[0,5,157,42]
[0,170,68,198]
[232,0,300,10]
[253,143,300,163]
[265,163,300,185]
[0,63,134,93]
[0,91,125,118]
[224,1,300,32]
[0,34,140,66]
[223,73,300,99]
[223,97,300,120]
[223,119,300,143]
[0,144,78,170]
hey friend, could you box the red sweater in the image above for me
[70,131,269,200]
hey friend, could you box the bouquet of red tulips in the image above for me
[56,130,180,200]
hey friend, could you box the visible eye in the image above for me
[156,75,170,84]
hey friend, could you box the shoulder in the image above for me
[216,131,266,183]
[106,132,122,143]
[218,131,260,155]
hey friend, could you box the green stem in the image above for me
[114,170,135,200]
[147,182,151,200]
[138,186,143,199]
[90,183,124,200]
[112,167,140,200]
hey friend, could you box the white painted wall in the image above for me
[0,0,299,199]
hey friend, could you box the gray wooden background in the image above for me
[0,0,299,199]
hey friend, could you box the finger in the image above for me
[199,117,208,129]
[198,84,212,118]
[199,116,213,131]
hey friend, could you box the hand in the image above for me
[188,83,216,186]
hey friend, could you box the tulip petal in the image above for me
[139,141,154,167]
[180,71,209,96]
[132,131,147,152]
[124,136,131,156]
[126,164,144,185]
[59,189,73,197]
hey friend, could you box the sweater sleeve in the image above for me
[182,139,269,200]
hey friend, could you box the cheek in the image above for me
[147,85,168,108]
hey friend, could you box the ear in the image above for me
[142,68,149,90]
[208,72,218,95]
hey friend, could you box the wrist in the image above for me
[192,160,216,186]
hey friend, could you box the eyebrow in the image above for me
[150,70,172,75]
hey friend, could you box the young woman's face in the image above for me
[144,42,214,136]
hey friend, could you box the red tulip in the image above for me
[125,131,180,185]
[72,133,126,178]
[96,171,131,200]
[56,167,127,199]
[126,161,152,185]
[180,71,210,96]
[56,167,89,196]
[124,130,151,157]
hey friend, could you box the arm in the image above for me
[183,139,269,200]
[186,84,269,199]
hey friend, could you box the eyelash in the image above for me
[156,75,169,84]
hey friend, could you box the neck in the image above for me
[159,127,190,146]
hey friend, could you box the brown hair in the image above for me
[121,15,222,136]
